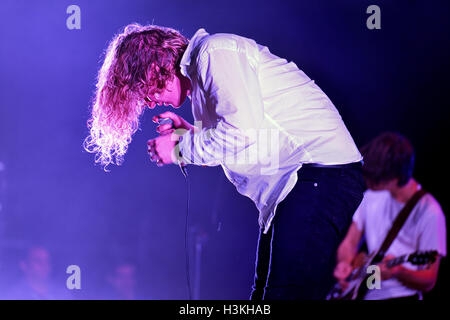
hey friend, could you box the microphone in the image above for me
[155,117,188,178]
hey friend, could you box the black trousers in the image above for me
[250,163,365,300]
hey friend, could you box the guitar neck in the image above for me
[385,254,408,268]
[349,253,407,281]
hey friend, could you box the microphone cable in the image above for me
[157,117,192,299]
[180,164,192,300]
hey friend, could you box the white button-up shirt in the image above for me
[178,29,362,233]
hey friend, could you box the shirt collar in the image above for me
[179,28,209,77]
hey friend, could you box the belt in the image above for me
[302,161,362,169]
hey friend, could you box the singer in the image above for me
[84,24,365,299]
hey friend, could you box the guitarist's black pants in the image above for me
[250,162,365,300]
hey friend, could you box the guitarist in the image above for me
[333,132,446,300]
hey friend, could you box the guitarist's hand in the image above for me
[379,255,403,280]
[334,261,352,289]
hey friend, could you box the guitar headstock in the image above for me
[408,250,438,265]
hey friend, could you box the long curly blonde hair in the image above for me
[83,24,188,169]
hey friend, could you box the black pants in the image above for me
[250,163,365,300]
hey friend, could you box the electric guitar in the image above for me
[326,250,438,300]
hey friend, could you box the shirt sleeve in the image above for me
[178,45,265,166]
[352,193,367,232]
[416,199,447,257]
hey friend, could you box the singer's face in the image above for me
[145,71,191,109]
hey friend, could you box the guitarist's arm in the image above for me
[380,256,441,292]
[334,222,363,283]
[384,200,447,293]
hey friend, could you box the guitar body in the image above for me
[327,252,375,300]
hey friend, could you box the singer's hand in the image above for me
[152,111,196,135]
[147,132,180,166]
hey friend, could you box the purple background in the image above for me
[0,0,448,299]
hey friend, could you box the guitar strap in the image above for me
[374,188,427,263]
